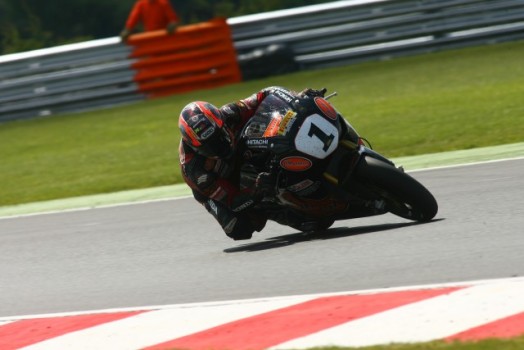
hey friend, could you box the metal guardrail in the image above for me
[230,0,524,68]
[0,20,241,122]
[0,38,140,122]
[1,0,523,122]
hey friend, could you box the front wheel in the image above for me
[353,156,438,222]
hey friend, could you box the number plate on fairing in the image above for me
[295,114,339,159]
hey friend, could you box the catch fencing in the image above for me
[1,0,523,122]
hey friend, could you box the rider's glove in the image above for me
[300,87,327,98]
[255,172,277,195]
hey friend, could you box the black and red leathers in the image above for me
[178,87,281,240]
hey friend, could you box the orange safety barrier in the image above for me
[127,18,242,98]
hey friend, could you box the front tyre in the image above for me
[354,156,438,222]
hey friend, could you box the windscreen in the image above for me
[242,95,292,139]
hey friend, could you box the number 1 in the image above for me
[308,123,335,152]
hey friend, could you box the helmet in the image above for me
[178,101,234,158]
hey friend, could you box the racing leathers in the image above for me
[179,87,283,240]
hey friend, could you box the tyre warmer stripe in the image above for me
[1,278,524,350]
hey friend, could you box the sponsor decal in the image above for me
[246,138,269,149]
[287,179,315,193]
[274,89,294,103]
[197,174,209,185]
[263,114,282,137]
[207,199,218,215]
[233,199,254,212]
[290,180,321,196]
[278,110,297,135]
[200,126,215,139]
[280,156,313,172]
[315,97,338,120]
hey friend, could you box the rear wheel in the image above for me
[353,156,438,222]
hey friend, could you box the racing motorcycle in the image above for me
[238,87,438,232]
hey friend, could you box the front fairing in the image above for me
[242,94,345,204]
[242,94,345,157]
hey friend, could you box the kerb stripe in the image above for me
[0,311,143,350]
[145,287,461,350]
[448,312,524,341]
[273,279,524,349]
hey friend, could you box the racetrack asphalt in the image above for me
[0,144,523,317]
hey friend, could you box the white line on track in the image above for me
[407,155,524,173]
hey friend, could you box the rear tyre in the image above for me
[354,156,438,222]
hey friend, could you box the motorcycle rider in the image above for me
[178,86,326,240]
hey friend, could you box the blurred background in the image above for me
[0,0,334,54]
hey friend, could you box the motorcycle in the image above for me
[238,87,438,232]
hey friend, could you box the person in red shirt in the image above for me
[120,0,179,41]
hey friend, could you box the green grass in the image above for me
[1,41,523,207]
[305,335,524,349]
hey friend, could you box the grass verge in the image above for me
[1,41,523,206]
[303,335,524,349]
